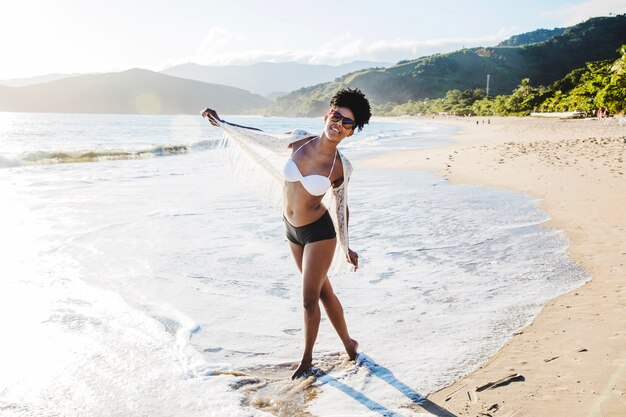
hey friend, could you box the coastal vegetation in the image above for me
[374,45,626,117]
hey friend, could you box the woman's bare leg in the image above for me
[319,279,359,360]
[290,238,336,379]
[287,241,304,271]
[287,239,357,377]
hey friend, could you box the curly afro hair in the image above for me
[329,87,371,132]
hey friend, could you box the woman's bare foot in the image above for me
[291,357,313,379]
[345,338,359,360]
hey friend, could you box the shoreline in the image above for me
[363,116,626,416]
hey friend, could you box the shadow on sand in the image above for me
[312,353,457,417]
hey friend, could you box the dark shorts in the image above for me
[284,210,336,246]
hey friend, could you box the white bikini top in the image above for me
[283,137,337,196]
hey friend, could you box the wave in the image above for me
[0,155,21,168]
[2,139,221,168]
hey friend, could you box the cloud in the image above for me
[544,0,626,25]
[187,28,516,67]
[193,27,248,63]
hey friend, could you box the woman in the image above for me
[202,88,371,379]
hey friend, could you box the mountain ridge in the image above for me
[497,27,566,47]
[160,60,391,96]
[268,15,626,116]
[0,68,269,115]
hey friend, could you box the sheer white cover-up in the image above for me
[218,123,353,274]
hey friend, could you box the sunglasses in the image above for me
[329,110,355,130]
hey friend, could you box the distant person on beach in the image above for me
[202,88,370,379]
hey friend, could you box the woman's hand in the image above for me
[347,248,359,272]
[201,110,263,132]
[201,108,222,127]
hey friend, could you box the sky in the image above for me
[1,0,626,80]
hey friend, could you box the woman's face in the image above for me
[323,107,355,142]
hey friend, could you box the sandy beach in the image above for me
[364,117,626,416]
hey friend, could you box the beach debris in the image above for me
[476,374,525,392]
[467,389,478,403]
[477,403,500,417]
[442,383,469,402]
[544,347,588,362]
[487,403,500,412]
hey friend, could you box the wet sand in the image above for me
[364,116,626,416]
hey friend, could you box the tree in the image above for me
[597,45,626,114]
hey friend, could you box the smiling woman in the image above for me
[202,88,372,379]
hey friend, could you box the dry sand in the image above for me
[364,116,626,417]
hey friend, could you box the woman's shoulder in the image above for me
[290,129,314,138]
[287,129,317,148]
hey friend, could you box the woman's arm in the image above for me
[345,205,359,271]
[201,108,263,131]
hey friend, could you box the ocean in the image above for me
[0,112,587,416]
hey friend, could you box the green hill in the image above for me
[377,45,626,117]
[0,69,269,115]
[497,27,565,47]
[268,15,626,116]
